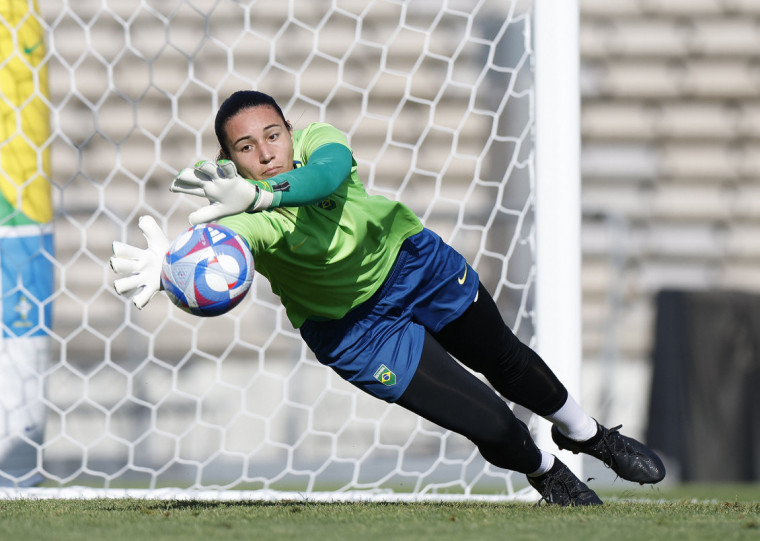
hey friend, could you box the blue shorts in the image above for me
[299,228,479,402]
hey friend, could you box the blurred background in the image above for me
[1,0,758,491]
[578,0,760,484]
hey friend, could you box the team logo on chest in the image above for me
[317,198,337,210]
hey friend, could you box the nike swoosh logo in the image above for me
[290,238,307,252]
[23,40,43,55]
[457,266,467,285]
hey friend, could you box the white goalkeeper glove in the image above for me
[170,159,275,225]
[110,215,170,309]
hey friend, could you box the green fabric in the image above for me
[220,122,422,328]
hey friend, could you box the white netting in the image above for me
[2,0,538,498]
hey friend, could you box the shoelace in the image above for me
[596,424,637,468]
[537,469,585,505]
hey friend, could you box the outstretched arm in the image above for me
[269,142,353,206]
[170,142,354,224]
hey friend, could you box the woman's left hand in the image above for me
[170,159,274,224]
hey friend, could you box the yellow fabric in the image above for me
[0,0,52,224]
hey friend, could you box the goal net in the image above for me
[0,0,578,501]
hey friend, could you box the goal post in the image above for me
[532,0,582,474]
[0,0,581,500]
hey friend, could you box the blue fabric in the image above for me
[1,232,54,338]
[299,228,478,402]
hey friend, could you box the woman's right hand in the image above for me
[110,215,170,309]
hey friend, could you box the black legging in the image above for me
[395,282,568,474]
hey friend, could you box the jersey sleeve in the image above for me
[267,123,354,207]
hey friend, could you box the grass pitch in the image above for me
[1,485,758,541]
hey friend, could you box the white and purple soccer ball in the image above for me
[161,223,253,317]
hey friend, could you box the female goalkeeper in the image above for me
[111,90,665,506]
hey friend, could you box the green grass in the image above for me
[1,486,758,541]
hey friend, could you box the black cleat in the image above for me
[551,422,666,485]
[528,459,603,506]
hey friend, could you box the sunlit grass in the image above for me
[1,485,758,541]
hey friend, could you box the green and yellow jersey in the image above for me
[219,122,422,327]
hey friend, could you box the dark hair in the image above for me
[214,90,289,159]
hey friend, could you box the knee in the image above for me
[475,416,540,473]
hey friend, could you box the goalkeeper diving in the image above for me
[110,90,665,506]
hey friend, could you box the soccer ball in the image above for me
[160,223,253,317]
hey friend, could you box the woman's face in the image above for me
[223,105,294,181]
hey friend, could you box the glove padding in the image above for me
[170,159,275,225]
[110,215,170,309]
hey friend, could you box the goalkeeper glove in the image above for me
[170,159,275,225]
[110,215,170,309]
